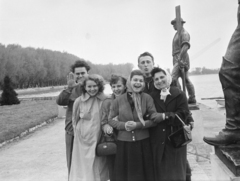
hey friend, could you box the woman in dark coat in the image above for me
[149,67,191,181]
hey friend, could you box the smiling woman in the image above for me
[69,74,109,181]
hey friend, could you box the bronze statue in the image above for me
[171,18,196,104]
[204,0,240,146]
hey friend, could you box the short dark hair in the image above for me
[109,74,127,87]
[130,69,145,80]
[71,60,91,73]
[151,67,166,78]
[81,74,105,94]
[137,52,154,63]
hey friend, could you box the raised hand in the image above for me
[67,72,76,88]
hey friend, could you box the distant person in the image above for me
[137,52,155,94]
[171,18,196,104]
[101,74,127,181]
[149,67,191,181]
[56,60,90,177]
[204,1,240,146]
[69,74,109,181]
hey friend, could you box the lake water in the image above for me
[20,74,224,109]
[105,73,224,109]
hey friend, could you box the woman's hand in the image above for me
[103,124,113,134]
[184,125,191,133]
[125,121,137,131]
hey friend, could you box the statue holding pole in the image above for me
[171,6,196,104]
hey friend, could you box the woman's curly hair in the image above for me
[81,74,105,94]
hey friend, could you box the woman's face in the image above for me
[130,75,144,93]
[111,80,126,97]
[85,80,99,96]
[153,71,168,90]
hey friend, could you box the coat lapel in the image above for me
[164,87,180,106]
[152,90,167,112]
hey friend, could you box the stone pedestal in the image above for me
[211,150,240,181]
[215,145,240,176]
[58,106,67,118]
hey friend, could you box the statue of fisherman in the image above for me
[171,17,196,104]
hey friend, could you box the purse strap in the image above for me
[175,114,186,126]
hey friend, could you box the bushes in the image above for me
[0,75,20,106]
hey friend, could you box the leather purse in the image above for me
[96,132,117,156]
[168,114,192,148]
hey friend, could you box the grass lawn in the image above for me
[0,99,58,143]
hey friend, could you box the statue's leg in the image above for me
[171,64,181,90]
[203,2,240,146]
[219,57,240,130]
[185,71,196,104]
[203,57,240,146]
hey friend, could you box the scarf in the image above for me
[154,68,172,102]
[126,77,145,126]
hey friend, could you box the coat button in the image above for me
[163,129,165,132]
[132,131,134,133]
[162,142,164,144]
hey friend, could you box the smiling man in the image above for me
[56,60,90,177]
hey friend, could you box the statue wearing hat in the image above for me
[204,0,240,146]
[171,17,196,104]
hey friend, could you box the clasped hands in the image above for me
[125,121,137,131]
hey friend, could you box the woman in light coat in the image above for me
[69,74,109,181]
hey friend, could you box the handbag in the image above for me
[168,114,192,148]
[96,132,117,156]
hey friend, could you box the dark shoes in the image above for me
[188,97,196,104]
[203,129,240,146]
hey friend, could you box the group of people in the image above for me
[57,18,195,181]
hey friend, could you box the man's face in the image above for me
[74,67,88,83]
[138,56,154,75]
[172,23,177,30]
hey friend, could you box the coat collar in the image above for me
[152,87,182,111]
[80,92,107,102]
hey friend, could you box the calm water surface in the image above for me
[105,73,224,109]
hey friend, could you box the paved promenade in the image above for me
[0,103,225,181]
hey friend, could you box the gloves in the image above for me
[165,112,176,125]
[165,112,175,120]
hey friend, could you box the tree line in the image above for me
[0,44,133,89]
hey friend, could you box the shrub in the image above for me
[1,75,20,105]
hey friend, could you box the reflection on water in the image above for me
[104,84,112,95]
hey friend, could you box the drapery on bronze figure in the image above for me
[204,0,240,146]
[171,17,196,104]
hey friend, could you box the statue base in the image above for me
[188,103,200,110]
[215,145,240,177]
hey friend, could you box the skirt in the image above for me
[113,138,154,181]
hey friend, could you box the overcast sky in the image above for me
[0,0,238,69]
